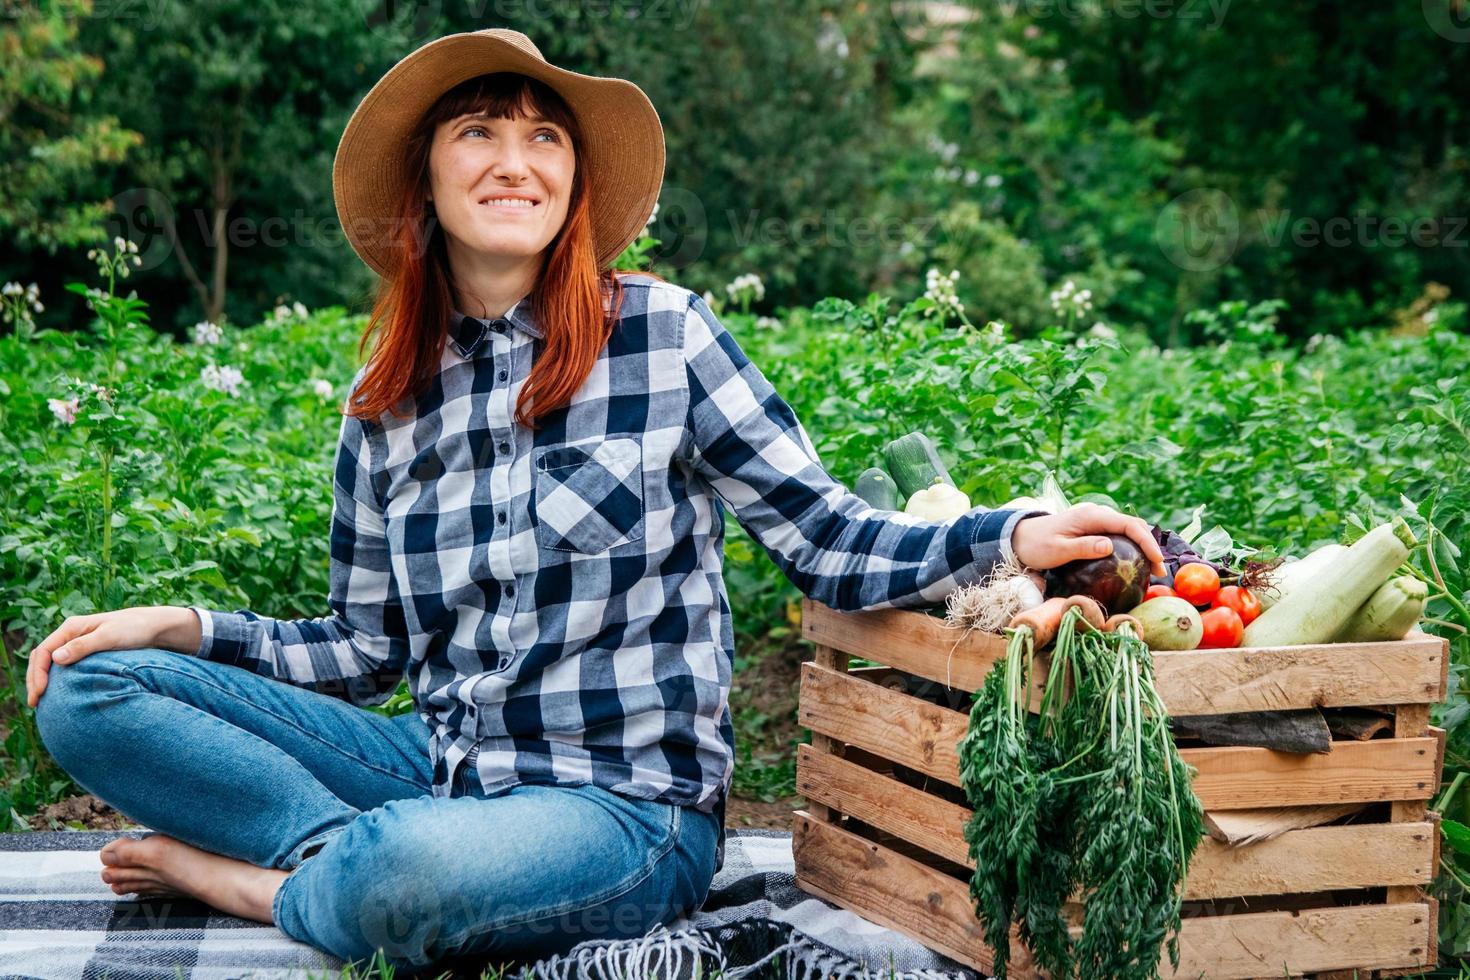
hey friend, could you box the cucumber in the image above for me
[882,431,954,498]
[1241,518,1417,647]
[853,467,901,510]
[1334,575,1427,642]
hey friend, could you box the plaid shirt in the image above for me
[187,274,1035,874]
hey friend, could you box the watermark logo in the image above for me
[106,188,176,273]
[649,185,708,269]
[364,0,444,42]
[1156,188,1240,272]
[1424,0,1470,41]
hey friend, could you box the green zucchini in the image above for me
[1241,518,1417,647]
[853,467,901,510]
[882,431,954,498]
[1252,543,1349,612]
[1334,575,1427,642]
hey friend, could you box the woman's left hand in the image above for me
[1010,502,1167,578]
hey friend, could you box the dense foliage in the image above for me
[3,2,1467,340]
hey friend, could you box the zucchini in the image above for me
[882,431,954,498]
[1334,575,1427,642]
[1241,518,1417,647]
[1251,544,1349,611]
[853,467,901,510]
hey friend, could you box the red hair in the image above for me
[345,72,669,432]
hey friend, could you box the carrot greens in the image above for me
[958,607,1205,979]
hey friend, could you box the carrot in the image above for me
[1009,594,1108,649]
[1059,595,1107,632]
[1103,613,1144,634]
[1008,596,1070,649]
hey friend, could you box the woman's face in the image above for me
[426,110,575,266]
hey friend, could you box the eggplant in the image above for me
[1043,533,1151,616]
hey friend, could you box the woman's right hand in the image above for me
[25,606,187,709]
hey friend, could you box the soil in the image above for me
[725,794,799,831]
[724,627,809,830]
[27,793,144,832]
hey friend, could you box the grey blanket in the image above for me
[0,828,982,980]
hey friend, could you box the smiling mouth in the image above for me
[478,197,541,210]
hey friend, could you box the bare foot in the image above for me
[98,834,289,923]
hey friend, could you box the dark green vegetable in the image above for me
[853,466,901,510]
[959,606,1205,980]
[882,431,954,498]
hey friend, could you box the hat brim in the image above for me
[333,31,665,279]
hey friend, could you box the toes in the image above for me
[108,879,178,898]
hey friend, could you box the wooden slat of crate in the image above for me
[799,662,1441,809]
[805,644,849,824]
[794,811,1433,979]
[797,743,1436,899]
[801,600,1449,714]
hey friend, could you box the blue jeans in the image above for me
[33,647,721,973]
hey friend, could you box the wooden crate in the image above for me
[793,597,1450,979]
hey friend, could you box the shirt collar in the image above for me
[447,294,543,358]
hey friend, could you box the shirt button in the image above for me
[505,584,516,598]
[498,369,508,382]
[497,512,506,525]
[498,441,509,454]
[491,319,508,333]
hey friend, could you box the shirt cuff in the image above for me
[970,507,1049,571]
[187,606,219,660]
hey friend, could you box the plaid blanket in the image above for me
[0,827,982,980]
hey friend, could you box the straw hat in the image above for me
[333,28,665,279]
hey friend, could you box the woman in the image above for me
[25,28,1164,973]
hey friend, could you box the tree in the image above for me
[0,0,142,254]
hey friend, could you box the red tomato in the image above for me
[1212,585,1262,626]
[1145,584,1178,601]
[1173,562,1221,607]
[1200,606,1244,648]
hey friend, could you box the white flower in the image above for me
[1049,278,1094,315]
[724,273,765,306]
[1423,308,1440,325]
[984,174,1004,189]
[1088,321,1117,340]
[963,170,980,187]
[926,135,960,164]
[754,316,781,331]
[312,378,335,400]
[201,363,245,396]
[898,240,915,256]
[48,396,79,425]
[922,267,965,321]
[292,301,309,319]
[191,320,223,346]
